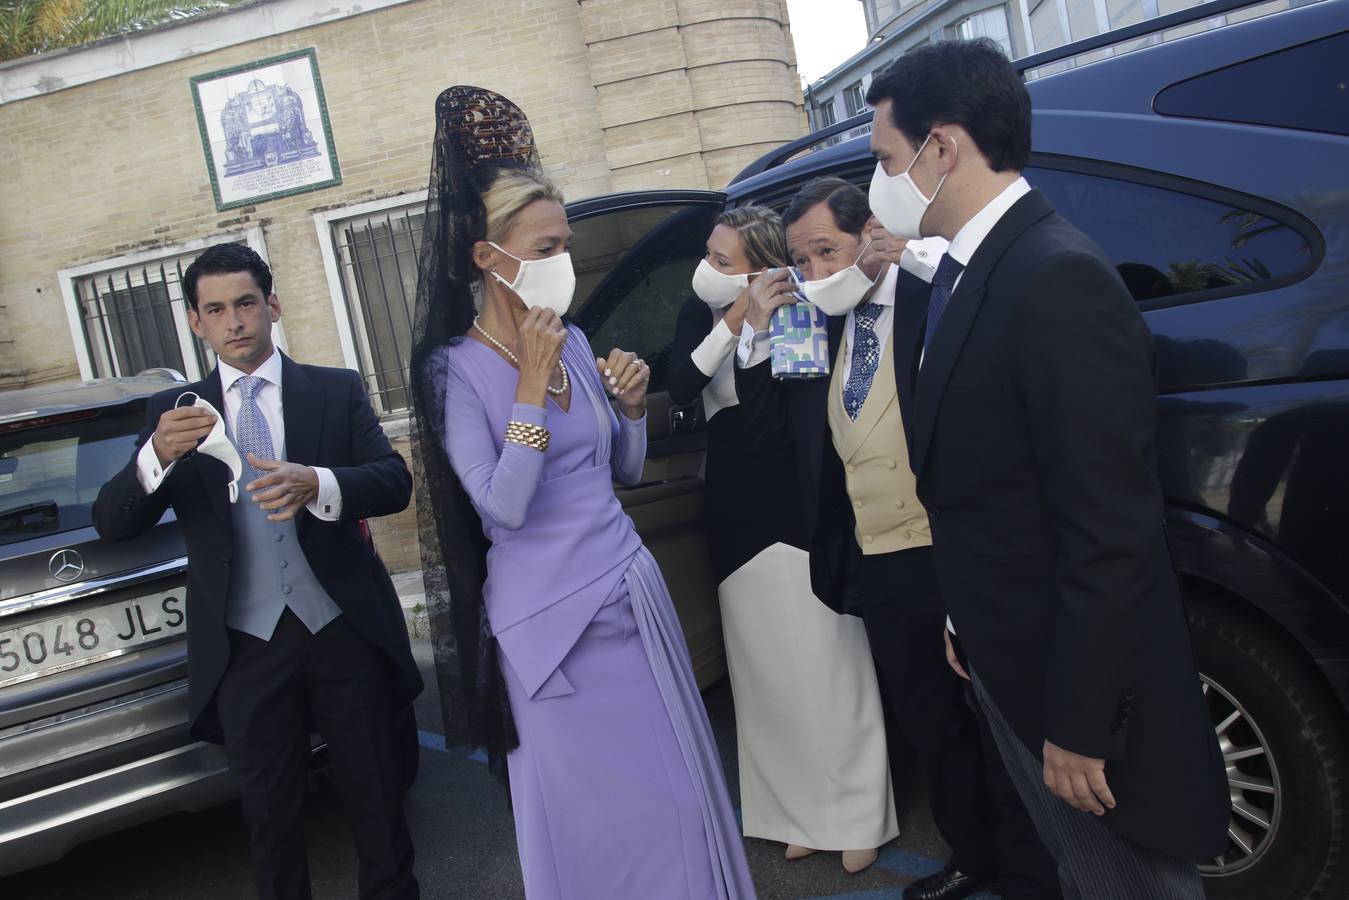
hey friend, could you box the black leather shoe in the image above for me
[903,866,996,900]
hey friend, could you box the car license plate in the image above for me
[0,590,187,688]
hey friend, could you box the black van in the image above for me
[562,2,1349,897]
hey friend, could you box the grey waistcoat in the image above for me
[224,437,342,641]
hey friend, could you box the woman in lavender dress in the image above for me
[409,87,754,900]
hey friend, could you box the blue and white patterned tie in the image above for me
[234,375,275,479]
[843,301,885,420]
[923,254,966,355]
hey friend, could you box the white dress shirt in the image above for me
[690,313,741,421]
[736,237,946,380]
[136,347,343,521]
[915,177,1033,366]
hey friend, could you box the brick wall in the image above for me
[0,0,806,571]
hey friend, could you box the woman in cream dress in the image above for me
[667,205,898,874]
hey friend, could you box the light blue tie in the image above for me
[843,301,885,420]
[234,375,274,478]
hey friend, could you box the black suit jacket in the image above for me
[734,267,932,612]
[93,355,423,744]
[905,189,1228,859]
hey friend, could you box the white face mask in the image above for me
[798,238,878,317]
[691,259,759,310]
[488,242,576,316]
[176,392,242,503]
[869,134,951,240]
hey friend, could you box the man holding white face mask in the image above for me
[94,243,422,900]
[733,179,1057,900]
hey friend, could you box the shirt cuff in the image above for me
[306,466,342,521]
[900,237,947,283]
[136,438,174,494]
[691,319,739,377]
[736,319,772,369]
[510,403,548,427]
[946,615,956,636]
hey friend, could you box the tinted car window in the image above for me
[0,411,142,546]
[1028,166,1313,302]
[571,203,721,393]
[1154,32,1349,137]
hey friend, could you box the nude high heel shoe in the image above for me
[841,848,879,874]
[785,844,818,860]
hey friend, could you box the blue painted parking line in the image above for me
[418,729,488,763]
[875,846,946,879]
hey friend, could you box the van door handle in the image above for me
[669,403,700,435]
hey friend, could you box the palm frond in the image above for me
[0,0,240,62]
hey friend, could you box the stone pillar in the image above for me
[580,0,807,191]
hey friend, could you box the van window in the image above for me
[1154,32,1349,137]
[570,203,721,393]
[1028,166,1313,303]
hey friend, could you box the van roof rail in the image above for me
[729,111,875,185]
[1015,0,1263,74]
[731,0,1267,185]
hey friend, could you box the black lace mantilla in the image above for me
[409,86,543,779]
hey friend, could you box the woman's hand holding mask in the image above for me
[514,308,569,406]
[722,287,752,337]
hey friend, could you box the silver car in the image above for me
[0,372,267,874]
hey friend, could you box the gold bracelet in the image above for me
[505,421,550,452]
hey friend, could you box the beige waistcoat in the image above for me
[827,331,932,555]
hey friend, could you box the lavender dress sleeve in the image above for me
[442,358,548,531]
[612,412,647,487]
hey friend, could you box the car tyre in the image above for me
[1189,598,1349,900]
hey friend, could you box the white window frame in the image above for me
[57,226,283,382]
[314,190,428,419]
[843,81,867,118]
[957,5,1016,56]
[817,97,838,129]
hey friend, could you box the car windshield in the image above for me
[0,409,142,547]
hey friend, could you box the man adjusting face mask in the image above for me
[868,134,952,240]
[798,238,880,317]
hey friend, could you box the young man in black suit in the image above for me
[865,40,1229,896]
[94,243,422,900]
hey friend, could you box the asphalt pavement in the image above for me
[4,630,998,900]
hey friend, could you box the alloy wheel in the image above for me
[1199,674,1282,877]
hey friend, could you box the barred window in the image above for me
[328,204,423,416]
[70,251,219,381]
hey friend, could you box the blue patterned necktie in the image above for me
[923,254,966,355]
[234,375,275,479]
[843,301,885,420]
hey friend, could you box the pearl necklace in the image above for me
[473,317,569,397]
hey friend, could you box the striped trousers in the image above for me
[970,673,1205,900]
